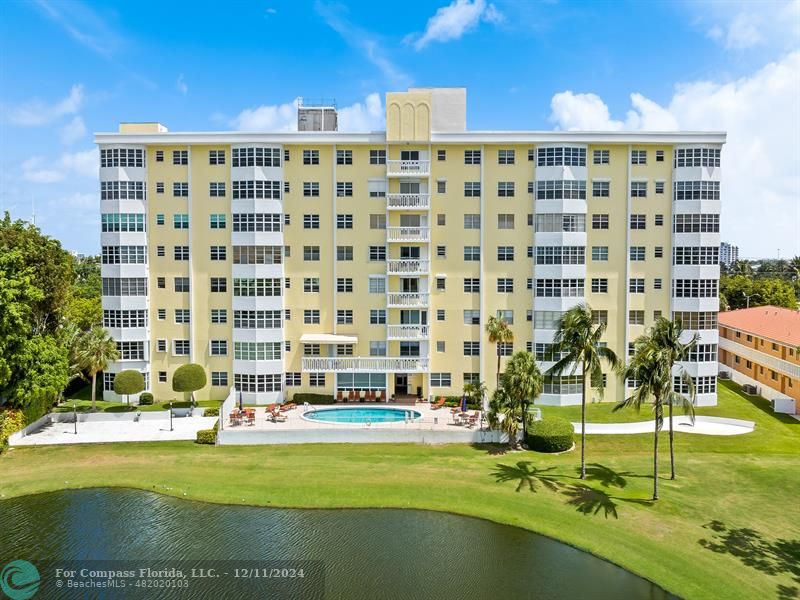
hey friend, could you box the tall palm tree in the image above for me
[485,316,514,392]
[550,304,620,480]
[615,338,670,501]
[487,387,521,447]
[649,317,698,479]
[503,351,543,439]
[789,256,800,281]
[75,326,119,411]
[730,260,753,277]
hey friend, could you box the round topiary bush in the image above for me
[172,364,207,404]
[113,370,145,404]
[526,417,574,453]
[138,392,154,406]
[203,407,219,417]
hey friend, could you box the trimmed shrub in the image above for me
[292,393,335,405]
[1,410,27,450]
[113,370,145,401]
[138,392,154,406]
[173,364,207,395]
[21,393,56,425]
[195,421,219,445]
[203,407,219,417]
[526,417,574,453]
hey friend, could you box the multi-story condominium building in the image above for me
[96,87,725,407]
[719,306,800,413]
[720,242,739,267]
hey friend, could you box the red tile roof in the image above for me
[718,306,800,347]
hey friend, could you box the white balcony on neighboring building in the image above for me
[387,259,430,275]
[386,160,430,177]
[386,292,429,308]
[386,193,430,210]
[386,226,430,242]
[302,356,429,373]
[387,324,429,340]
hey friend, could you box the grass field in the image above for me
[2,380,798,599]
[56,384,221,412]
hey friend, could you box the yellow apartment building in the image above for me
[96,87,725,406]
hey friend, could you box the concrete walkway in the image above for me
[11,416,218,446]
[572,415,755,436]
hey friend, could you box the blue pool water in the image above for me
[304,407,421,424]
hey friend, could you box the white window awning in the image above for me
[300,333,358,344]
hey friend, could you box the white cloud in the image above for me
[176,74,188,96]
[6,85,84,126]
[694,0,799,51]
[231,94,385,132]
[265,7,277,15]
[22,148,98,183]
[411,0,504,50]
[60,116,87,144]
[549,51,800,257]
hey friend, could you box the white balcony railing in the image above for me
[386,160,430,177]
[387,259,430,275]
[386,193,430,210]
[386,226,430,242]
[719,337,800,379]
[386,292,429,308]
[302,357,429,373]
[387,324,429,340]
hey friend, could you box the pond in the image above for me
[0,489,672,599]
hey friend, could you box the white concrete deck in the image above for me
[572,416,755,436]
[11,416,218,446]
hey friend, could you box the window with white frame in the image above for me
[370,309,386,324]
[464,278,480,293]
[593,149,610,164]
[497,278,514,293]
[498,149,515,164]
[629,278,645,293]
[464,214,480,229]
[630,246,646,261]
[497,214,515,229]
[463,310,480,325]
[591,278,608,293]
[497,246,515,261]
[631,150,647,165]
[210,340,228,356]
[592,181,610,197]
[591,246,609,261]
[337,278,354,293]
[368,277,385,294]
[464,150,481,164]
[464,182,481,197]
[430,373,452,387]
[498,182,515,197]
[630,181,647,197]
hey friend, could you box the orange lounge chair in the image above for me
[336,391,344,402]
[270,410,287,423]
[280,402,297,412]
[431,397,446,410]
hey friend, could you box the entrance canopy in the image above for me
[299,333,358,344]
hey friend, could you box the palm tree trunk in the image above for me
[669,401,675,480]
[90,371,97,412]
[496,351,501,392]
[580,360,587,480]
[653,409,659,501]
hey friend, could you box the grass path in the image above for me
[2,381,798,599]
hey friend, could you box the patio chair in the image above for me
[348,390,357,402]
[246,411,256,426]
[229,412,240,426]
[430,397,446,410]
[466,411,480,428]
[336,391,344,403]
[359,390,366,403]
[265,403,277,413]
[280,402,297,412]
[375,390,383,402]
[270,410,287,423]
[368,390,376,402]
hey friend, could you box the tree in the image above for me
[720,275,797,310]
[549,303,620,480]
[503,351,543,439]
[487,387,521,447]
[172,364,207,405]
[463,380,487,409]
[648,317,698,480]
[485,316,514,391]
[113,370,145,405]
[75,327,119,411]
[729,261,753,277]
[65,295,101,331]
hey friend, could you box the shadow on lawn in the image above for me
[699,520,800,599]
[490,461,653,520]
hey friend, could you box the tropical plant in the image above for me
[463,380,487,410]
[485,315,514,391]
[648,317,698,480]
[172,363,207,405]
[549,304,620,480]
[503,351,543,439]
[486,387,521,447]
[113,369,145,405]
[74,326,119,411]
[729,260,753,277]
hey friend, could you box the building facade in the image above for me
[96,87,725,406]
[720,242,739,267]
[718,306,800,413]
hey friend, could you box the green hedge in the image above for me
[1,410,26,450]
[21,394,56,426]
[292,393,335,405]
[439,396,481,410]
[195,422,219,445]
[526,417,574,453]
[138,392,154,405]
[203,407,219,417]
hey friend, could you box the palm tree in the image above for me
[75,326,119,411]
[503,351,543,439]
[615,338,670,501]
[789,256,800,281]
[463,380,487,410]
[730,260,753,277]
[485,316,514,391]
[549,304,620,480]
[487,387,521,447]
[649,317,698,480]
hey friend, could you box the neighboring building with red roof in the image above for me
[718,306,800,414]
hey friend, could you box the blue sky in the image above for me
[1,0,798,257]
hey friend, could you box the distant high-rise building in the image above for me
[720,242,739,267]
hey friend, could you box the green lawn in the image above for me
[2,380,798,599]
[58,384,221,412]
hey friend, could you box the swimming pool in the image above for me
[303,406,422,424]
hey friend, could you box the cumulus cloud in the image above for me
[411,0,504,50]
[549,51,800,257]
[694,0,799,51]
[231,93,384,132]
[60,115,87,144]
[6,85,84,126]
[22,148,98,183]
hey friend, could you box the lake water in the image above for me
[0,489,672,599]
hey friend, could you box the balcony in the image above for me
[386,226,430,242]
[386,160,430,177]
[386,292,429,308]
[387,324,429,340]
[386,193,430,210]
[387,259,430,275]
[302,357,429,373]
